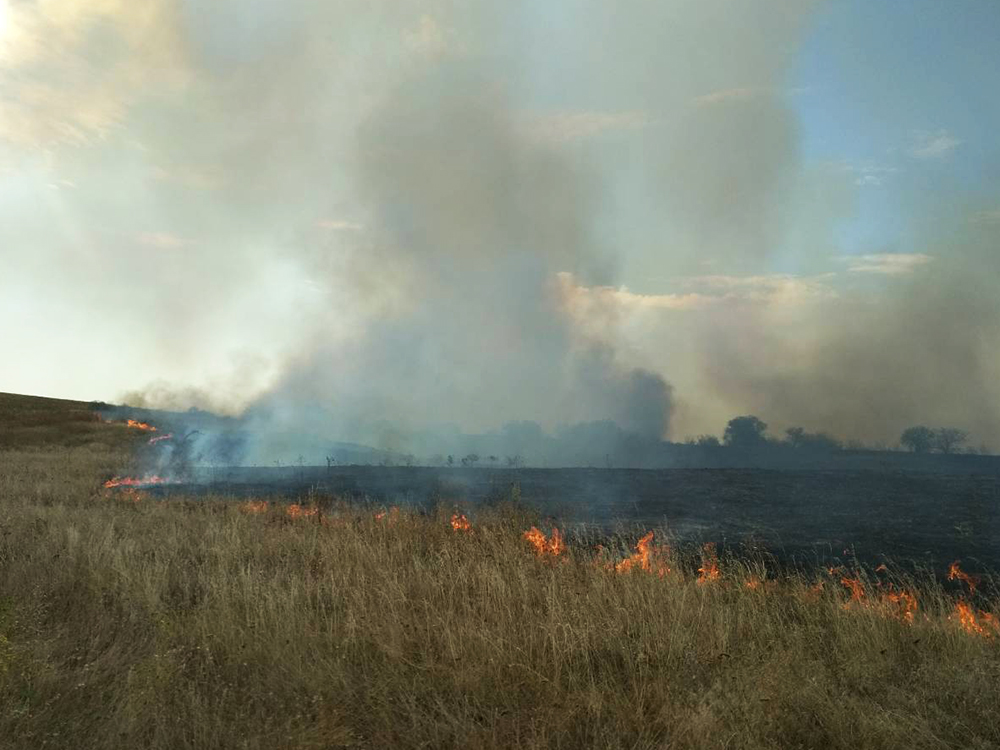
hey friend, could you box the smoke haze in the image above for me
[3,0,1000,453]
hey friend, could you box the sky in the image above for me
[2,0,999,448]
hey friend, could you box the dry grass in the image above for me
[1,392,999,750]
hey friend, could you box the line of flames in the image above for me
[103,475,174,488]
[137,498,1000,638]
[523,526,565,557]
[96,414,159,432]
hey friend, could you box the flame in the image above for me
[375,507,400,524]
[948,561,979,594]
[745,575,762,590]
[874,563,888,573]
[450,513,471,532]
[148,433,173,445]
[882,588,918,623]
[126,419,157,432]
[523,527,564,557]
[840,576,865,605]
[239,500,269,514]
[982,611,1000,632]
[696,543,720,584]
[103,475,173,488]
[286,504,319,520]
[950,600,999,638]
[615,531,670,576]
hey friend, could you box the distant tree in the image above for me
[488,455,498,467]
[933,427,969,455]
[505,455,523,468]
[403,453,415,467]
[447,455,454,467]
[461,453,480,468]
[695,435,721,448]
[786,427,841,453]
[900,425,935,454]
[723,416,768,449]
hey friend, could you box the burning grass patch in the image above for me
[1,395,1000,749]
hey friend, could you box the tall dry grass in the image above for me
[1,392,999,749]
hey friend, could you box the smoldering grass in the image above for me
[2,394,999,750]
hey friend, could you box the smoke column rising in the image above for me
[4,1,1000,450]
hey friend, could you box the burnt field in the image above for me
[7,391,1000,748]
[144,465,1000,581]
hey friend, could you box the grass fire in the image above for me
[6,2,1000,745]
[3,393,1000,749]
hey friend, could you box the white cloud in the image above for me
[402,15,456,59]
[840,253,933,275]
[136,232,190,249]
[694,87,761,106]
[683,273,840,305]
[557,272,838,318]
[829,161,898,187]
[316,219,363,231]
[909,129,961,159]
[970,209,1000,225]
[151,164,223,191]
[520,110,650,143]
[694,86,809,107]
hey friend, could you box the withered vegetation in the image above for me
[1,392,999,749]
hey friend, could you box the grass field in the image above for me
[1,391,999,749]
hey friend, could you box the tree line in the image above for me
[685,416,979,455]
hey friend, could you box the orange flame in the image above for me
[375,507,400,524]
[239,500,269,514]
[286,504,319,520]
[745,575,762,590]
[841,576,865,605]
[615,531,670,576]
[697,543,721,584]
[948,561,979,594]
[523,527,564,557]
[882,588,918,623]
[450,513,471,532]
[951,600,999,638]
[103,475,173,488]
[126,419,157,432]
[982,611,1000,632]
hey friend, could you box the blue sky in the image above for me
[792,0,1000,254]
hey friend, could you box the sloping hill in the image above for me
[0,391,136,450]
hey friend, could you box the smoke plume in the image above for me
[6,1,1000,453]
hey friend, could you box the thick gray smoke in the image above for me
[11,1,1000,455]
[238,0,818,453]
[255,65,674,450]
[695,215,1000,446]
